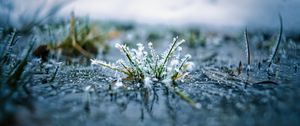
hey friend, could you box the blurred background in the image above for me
[1,0,300,34]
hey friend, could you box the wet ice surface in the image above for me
[25,38,300,126]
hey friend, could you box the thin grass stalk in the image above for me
[172,56,189,80]
[121,46,143,78]
[268,14,283,67]
[244,28,250,65]
[91,59,129,75]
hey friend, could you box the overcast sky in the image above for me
[3,0,300,33]
[59,0,300,33]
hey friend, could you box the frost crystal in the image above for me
[92,37,193,84]
[144,77,152,88]
[115,79,123,88]
[186,62,195,71]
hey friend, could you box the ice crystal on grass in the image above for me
[91,37,193,84]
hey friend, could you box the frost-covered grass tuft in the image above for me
[91,37,193,84]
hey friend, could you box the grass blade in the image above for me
[244,28,250,65]
[268,14,283,67]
